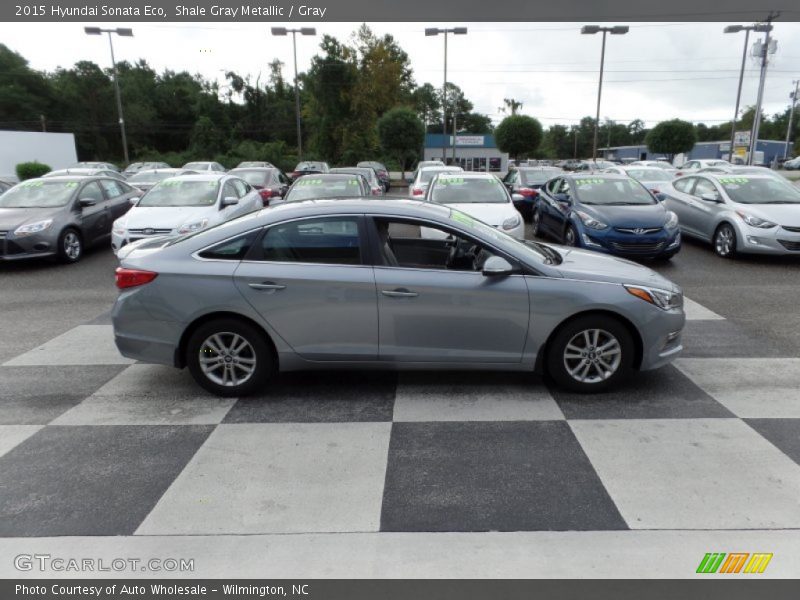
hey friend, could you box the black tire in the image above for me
[186,318,274,397]
[57,228,83,263]
[713,223,738,259]
[563,224,578,246]
[531,208,542,238]
[546,315,635,393]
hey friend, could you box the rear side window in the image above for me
[257,217,362,265]
[100,179,125,198]
[673,178,694,193]
[198,230,259,260]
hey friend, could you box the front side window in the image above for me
[79,181,105,204]
[258,217,362,265]
[100,179,125,198]
[138,180,219,207]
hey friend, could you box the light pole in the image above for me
[84,26,133,164]
[783,79,799,159]
[425,27,467,163]
[581,25,628,162]
[747,13,779,165]
[271,27,316,161]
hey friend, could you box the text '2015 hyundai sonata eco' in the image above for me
[112,199,685,396]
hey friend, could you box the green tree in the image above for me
[412,83,441,128]
[645,119,697,161]
[500,98,523,116]
[494,115,543,160]
[459,112,493,133]
[377,106,425,178]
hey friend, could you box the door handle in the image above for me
[382,288,418,298]
[248,282,286,291]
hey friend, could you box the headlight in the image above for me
[665,211,678,229]
[625,284,683,310]
[502,214,521,230]
[14,219,53,237]
[735,211,776,229]
[112,219,126,236]
[575,210,608,230]
[177,218,209,234]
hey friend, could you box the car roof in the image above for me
[696,172,773,181]
[435,171,497,179]
[564,172,628,180]
[230,167,276,172]
[165,173,226,182]
[26,176,102,183]
[266,198,451,219]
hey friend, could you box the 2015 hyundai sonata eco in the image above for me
[112,199,685,396]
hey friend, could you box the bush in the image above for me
[16,161,51,180]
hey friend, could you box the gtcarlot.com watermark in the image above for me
[14,554,194,573]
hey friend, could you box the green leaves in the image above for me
[645,119,697,160]
[494,115,544,160]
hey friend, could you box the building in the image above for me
[423,133,509,173]
[600,139,787,166]
[0,130,78,181]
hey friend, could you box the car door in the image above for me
[663,177,699,236]
[99,178,132,221]
[541,178,571,238]
[233,215,378,360]
[370,216,529,363]
[687,177,725,240]
[75,180,110,243]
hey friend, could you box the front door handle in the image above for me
[381,288,418,298]
[248,282,286,291]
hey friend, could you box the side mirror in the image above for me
[78,198,96,207]
[221,196,239,207]
[511,193,525,202]
[129,197,140,206]
[655,193,667,202]
[700,192,720,203]
[482,256,515,277]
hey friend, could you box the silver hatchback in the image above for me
[112,199,685,396]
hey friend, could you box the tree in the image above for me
[500,98,523,116]
[459,112,493,133]
[377,106,424,179]
[412,83,441,128]
[494,115,543,160]
[645,119,697,161]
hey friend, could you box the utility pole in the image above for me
[425,27,468,163]
[749,11,780,165]
[785,79,799,159]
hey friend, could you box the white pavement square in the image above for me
[50,364,237,425]
[3,325,135,366]
[683,297,725,321]
[136,422,392,535]
[393,373,564,422]
[676,358,800,418]
[570,418,800,530]
[0,425,42,458]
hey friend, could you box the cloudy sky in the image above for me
[1,20,799,131]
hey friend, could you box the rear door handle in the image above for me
[248,282,286,291]
[381,288,418,298]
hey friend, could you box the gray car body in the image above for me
[662,173,800,255]
[113,199,684,379]
[0,176,138,260]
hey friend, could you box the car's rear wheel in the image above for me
[186,318,274,397]
[546,315,634,393]
[564,224,578,246]
[713,223,737,258]
[57,228,83,263]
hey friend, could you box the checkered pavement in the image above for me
[1,297,800,541]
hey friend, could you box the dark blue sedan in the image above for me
[532,173,681,259]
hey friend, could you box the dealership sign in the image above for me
[449,135,485,146]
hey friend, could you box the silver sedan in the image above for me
[112,199,685,396]
[662,173,800,257]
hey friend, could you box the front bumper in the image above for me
[0,231,58,261]
[736,224,800,255]
[638,307,685,371]
[579,226,681,258]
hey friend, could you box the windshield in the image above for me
[138,180,219,207]
[420,168,461,184]
[183,162,209,170]
[625,169,673,182]
[128,171,175,183]
[572,177,656,205]
[231,169,275,186]
[0,180,77,208]
[717,177,800,204]
[431,177,508,204]
[284,176,364,201]
[520,169,561,185]
[331,169,375,183]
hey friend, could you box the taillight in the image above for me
[258,188,273,199]
[519,187,538,197]
[412,188,424,196]
[116,267,158,289]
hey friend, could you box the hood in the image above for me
[121,206,212,229]
[731,202,800,226]
[554,245,679,291]
[578,203,667,228]
[0,207,64,231]
[441,202,518,226]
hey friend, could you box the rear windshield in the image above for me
[420,168,461,183]
[624,169,673,182]
[230,169,276,186]
[138,180,219,207]
[430,177,508,204]
[284,176,364,201]
[520,169,562,185]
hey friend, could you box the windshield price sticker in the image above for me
[576,178,605,185]
[718,177,749,185]
[297,178,324,186]
[21,181,44,188]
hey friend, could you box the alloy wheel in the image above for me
[562,328,622,384]
[564,226,577,246]
[714,225,735,257]
[63,232,82,260]
[199,332,257,387]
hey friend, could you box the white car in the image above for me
[630,160,674,170]
[422,172,525,240]
[677,159,731,174]
[111,173,262,255]
[408,166,463,197]
[181,161,227,173]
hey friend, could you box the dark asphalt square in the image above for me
[0,365,127,425]
[550,364,734,420]
[380,421,627,532]
[223,370,397,423]
[745,419,800,466]
[680,320,793,358]
[0,425,213,536]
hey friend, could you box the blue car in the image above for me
[532,173,681,260]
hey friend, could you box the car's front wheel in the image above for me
[57,228,83,263]
[186,318,274,397]
[564,224,578,246]
[546,315,635,393]
[531,208,542,238]
[713,223,738,258]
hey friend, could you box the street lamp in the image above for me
[271,27,316,161]
[581,25,628,161]
[425,27,468,163]
[723,22,773,164]
[84,26,133,164]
